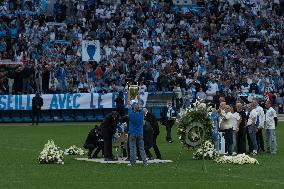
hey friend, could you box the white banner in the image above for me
[0,59,23,65]
[0,92,148,110]
[82,40,101,62]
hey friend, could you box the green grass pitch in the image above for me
[0,122,284,189]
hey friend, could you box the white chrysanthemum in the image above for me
[38,140,64,164]
[215,154,259,165]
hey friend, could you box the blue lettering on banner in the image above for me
[73,94,81,109]
[50,94,58,109]
[112,93,117,108]
[90,93,96,108]
[98,93,104,109]
[7,95,13,110]
[19,95,25,110]
[0,95,6,110]
[26,95,31,110]
[58,94,66,109]
[0,93,148,110]
[66,94,73,109]
[15,95,19,110]
[51,94,82,109]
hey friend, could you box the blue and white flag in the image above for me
[82,40,101,62]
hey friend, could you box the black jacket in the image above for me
[160,106,177,124]
[144,120,154,150]
[32,95,43,110]
[101,113,118,138]
[144,112,159,135]
[83,127,102,148]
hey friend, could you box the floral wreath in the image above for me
[177,101,213,148]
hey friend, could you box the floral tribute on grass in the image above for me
[177,101,213,149]
[64,145,85,155]
[193,140,218,160]
[215,154,259,165]
[38,140,64,165]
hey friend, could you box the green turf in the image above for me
[0,122,284,189]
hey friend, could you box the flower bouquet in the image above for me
[38,140,64,164]
[193,140,218,160]
[215,154,259,165]
[64,145,85,155]
[177,100,213,148]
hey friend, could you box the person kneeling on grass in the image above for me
[127,91,147,166]
[83,126,104,159]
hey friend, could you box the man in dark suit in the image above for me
[83,126,104,158]
[102,111,119,161]
[161,101,177,143]
[115,91,125,117]
[143,108,162,159]
[32,93,43,125]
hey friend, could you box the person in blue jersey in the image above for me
[127,90,147,166]
[210,108,219,150]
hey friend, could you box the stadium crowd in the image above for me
[0,0,283,108]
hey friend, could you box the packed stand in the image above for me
[0,0,283,109]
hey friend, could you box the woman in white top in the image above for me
[222,105,233,155]
[247,103,258,155]
[232,106,241,153]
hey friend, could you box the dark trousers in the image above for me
[237,128,246,154]
[165,120,175,141]
[247,127,253,153]
[256,129,265,151]
[145,135,161,159]
[32,109,40,125]
[103,136,113,159]
[84,142,104,158]
[224,128,233,155]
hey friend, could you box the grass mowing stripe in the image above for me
[0,122,284,189]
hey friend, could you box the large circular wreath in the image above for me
[177,104,213,148]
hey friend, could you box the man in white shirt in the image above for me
[221,105,233,155]
[252,98,265,152]
[232,106,241,154]
[247,103,258,155]
[265,101,278,154]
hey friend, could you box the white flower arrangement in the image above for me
[64,145,86,155]
[193,141,218,160]
[215,154,259,165]
[177,99,214,148]
[38,140,64,164]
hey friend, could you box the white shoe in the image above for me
[252,150,257,156]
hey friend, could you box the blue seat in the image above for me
[149,107,161,119]
[0,111,12,123]
[11,111,24,123]
[61,110,75,122]
[50,110,64,122]
[42,110,53,122]
[75,111,87,122]
[94,109,105,121]
[21,111,32,123]
[85,110,96,121]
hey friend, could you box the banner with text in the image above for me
[0,93,148,110]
